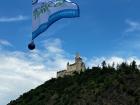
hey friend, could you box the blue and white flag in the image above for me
[32,0,80,40]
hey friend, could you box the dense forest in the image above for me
[8,61,140,105]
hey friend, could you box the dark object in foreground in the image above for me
[28,41,35,50]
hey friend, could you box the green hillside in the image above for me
[8,61,140,105]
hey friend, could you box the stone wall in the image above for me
[57,70,67,77]
[67,64,77,71]
[57,53,86,78]
[57,70,75,78]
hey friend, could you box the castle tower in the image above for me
[75,52,82,63]
[57,53,86,78]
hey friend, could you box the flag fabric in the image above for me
[32,0,80,40]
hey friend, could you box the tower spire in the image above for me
[76,52,80,58]
[75,52,82,63]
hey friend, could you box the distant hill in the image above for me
[8,61,140,105]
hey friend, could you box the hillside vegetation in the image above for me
[8,61,140,105]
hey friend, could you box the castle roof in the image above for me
[57,70,66,73]
[69,63,76,66]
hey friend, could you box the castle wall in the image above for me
[57,70,66,77]
[67,64,77,71]
[57,54,86,78]
[57,70,76,77]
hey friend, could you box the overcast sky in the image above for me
[0,0,140,105]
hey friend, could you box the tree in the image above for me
[112,62,115,68]
[131,60,137,70]
[102,61,106,69]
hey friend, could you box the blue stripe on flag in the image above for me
[32,0,38,5]
[32,9,79,40]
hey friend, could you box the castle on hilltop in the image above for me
[57,53,86,77]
